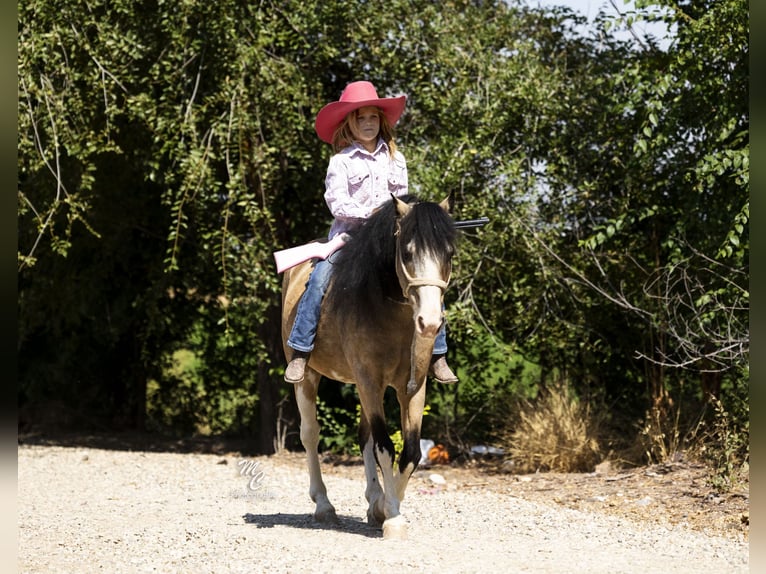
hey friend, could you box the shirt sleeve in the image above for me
[323,154,373,221]
[389,150,408,198]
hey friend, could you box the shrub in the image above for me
[506,381,601,473]
[687,395,749,492]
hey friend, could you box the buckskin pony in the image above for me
[281,194,457,539]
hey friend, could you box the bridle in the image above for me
[394,221,451,300]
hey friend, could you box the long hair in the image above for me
[331,107,398,157]
[325,195,457,327]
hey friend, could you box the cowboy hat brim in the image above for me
[314,95,406,144]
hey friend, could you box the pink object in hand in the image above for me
[273,233,349,274]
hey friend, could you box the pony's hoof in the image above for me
[367,506,385,528]
[314,504,338,524]
[382,515,408,540]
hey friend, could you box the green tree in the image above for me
[18,0,339,440]
[18,0,747,469]
[503,0,749,458]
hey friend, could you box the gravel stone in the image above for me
[18,445,749,573]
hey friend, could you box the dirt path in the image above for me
[18,443,748,573]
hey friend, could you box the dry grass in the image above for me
[505,382,601,473]
[635,390,687,466]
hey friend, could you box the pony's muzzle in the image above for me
[412,287,444,337]
[416,313,443,337]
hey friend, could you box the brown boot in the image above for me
[284,351,310,383]
[429,354,458,383]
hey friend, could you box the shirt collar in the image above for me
[348,138,388,157]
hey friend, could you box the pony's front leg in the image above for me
[294,371,337,523]
[395,379,428,502]
[366,415,410,539]
[357,386,407,539]
[359,412,385,527]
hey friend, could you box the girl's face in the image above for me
[350,106,381,152]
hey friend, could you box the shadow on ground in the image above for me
[243,512,380,538]
[18,430,262,456]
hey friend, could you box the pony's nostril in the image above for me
[417,313,440,336]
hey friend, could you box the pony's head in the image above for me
[392,195,456,338]
[327,194,457,333]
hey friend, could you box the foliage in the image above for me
[18,0,748,477]
[477,0,748,468]
[18,0,334,431]
[638,395,685,464]
[315,397,358,455]
[314,397,432,458]
[702,396,749,492]
[146,349,205,436]
[423,328,539,448]
[686,367,750,491]
[146,344,259,437]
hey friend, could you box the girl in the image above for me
[285,81,457,385]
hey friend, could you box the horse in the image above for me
[280,194,457,539]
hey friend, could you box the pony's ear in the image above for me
[392,194,412,217]
[439,194,453,213]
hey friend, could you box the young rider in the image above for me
[284,81,457,385]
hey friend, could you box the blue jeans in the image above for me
[287,252,448,355]
[287,255,335,353]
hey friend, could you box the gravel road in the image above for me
[18,444,748,573]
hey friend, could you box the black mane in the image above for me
[325,195,457,325]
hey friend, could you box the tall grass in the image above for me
[505,381,602,473]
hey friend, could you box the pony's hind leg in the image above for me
[359,409,385,527]
[294,370,337,523]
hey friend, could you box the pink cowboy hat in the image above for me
[314,81,407,143]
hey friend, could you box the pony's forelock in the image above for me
[326,195,455,324]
